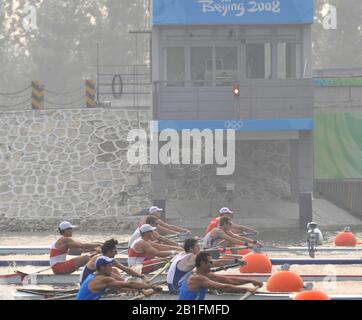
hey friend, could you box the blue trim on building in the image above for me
[155,119,314,132]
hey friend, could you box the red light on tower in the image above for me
[233,84,240,97]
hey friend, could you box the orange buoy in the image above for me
[239,252,272,273]
[335,230,357,247]
[293,290,330,300]
[267,269,304,292]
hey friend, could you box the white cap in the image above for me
[219,207,234,215]
[139,224,157,233]
[58,221,77,231]
[149,206,163,214]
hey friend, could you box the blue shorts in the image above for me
[167,283,179,295]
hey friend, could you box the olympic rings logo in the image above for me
[224,120,244,130]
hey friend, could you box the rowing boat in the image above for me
[13,290,362,301]
[1,245,361,255]
[0,246,128,256]
[2,271,362,286]
[0,272,80,285]
[3,257,362,267]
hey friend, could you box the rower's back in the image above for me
[179,275,207,300]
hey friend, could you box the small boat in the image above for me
[3,257,362,267]
[0,272,80,285]
[2,271,362,286]
[0,246,129,255]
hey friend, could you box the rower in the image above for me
[179,252,262,300]
[167,238,245,294]
[203,216,261,251]
[128,216,180,248]
[76,256,161,300]
[49,221,100,274]
[138,206,191,236]
[80,239,145,284]
[205,207,258,236]
[128,224,183,273]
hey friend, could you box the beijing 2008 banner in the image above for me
[152,0,314,25]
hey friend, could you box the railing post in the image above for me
[85,79,96,108]
[31,81,44,110]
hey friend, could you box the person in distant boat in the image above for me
[49,221,101,274]
[77,256,162,300]
[138,206,191,236]
[128,224,183,273]
[80,239,145,284]
[129,216,180,248]
[179,252,262,300]
[203,217,261,250]
[167,238,249,294]
[205,207,259,236]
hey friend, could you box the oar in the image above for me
[45,293,77,300]
[240,291,254,300]
[149,262,171,283]
[205,246,249,253]
[14,267,54,284]
[211,263,240,272]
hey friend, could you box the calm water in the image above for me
[1,227,362,299]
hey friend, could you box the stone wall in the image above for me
[153,141,291,203]
[0,108,152,231]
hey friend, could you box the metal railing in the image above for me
[96,64,151,108]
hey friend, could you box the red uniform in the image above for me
[204,217,221,235]
[49,238,77,274]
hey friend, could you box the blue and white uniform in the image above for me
[76,274,106,300]
[167,252,193,294]
[79,265,95,284]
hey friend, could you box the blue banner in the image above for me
[153,0,313,25]
[155,119,314,132]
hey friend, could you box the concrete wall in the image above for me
[0,108,152,231]
[152,140,291,204]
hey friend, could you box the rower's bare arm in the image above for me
[208,273,262,287]
[143,242,175,258]
[155,232,179,246]
[156,224,179,235]
[196,275,251,294]
[114,261,143,278]
[108,278,155,291]
[227,231,257,245]
[231,223,258,234]
[151,242,182,251]
[218,230,245,246]
[211,258,237,268]
[64,238,100,251]
[158,220,189,233]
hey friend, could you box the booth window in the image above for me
[191,47,213,86]
[215,46,238,86]
[166,47,185,86]
[277,43,299,79]
[246,43,271,79]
